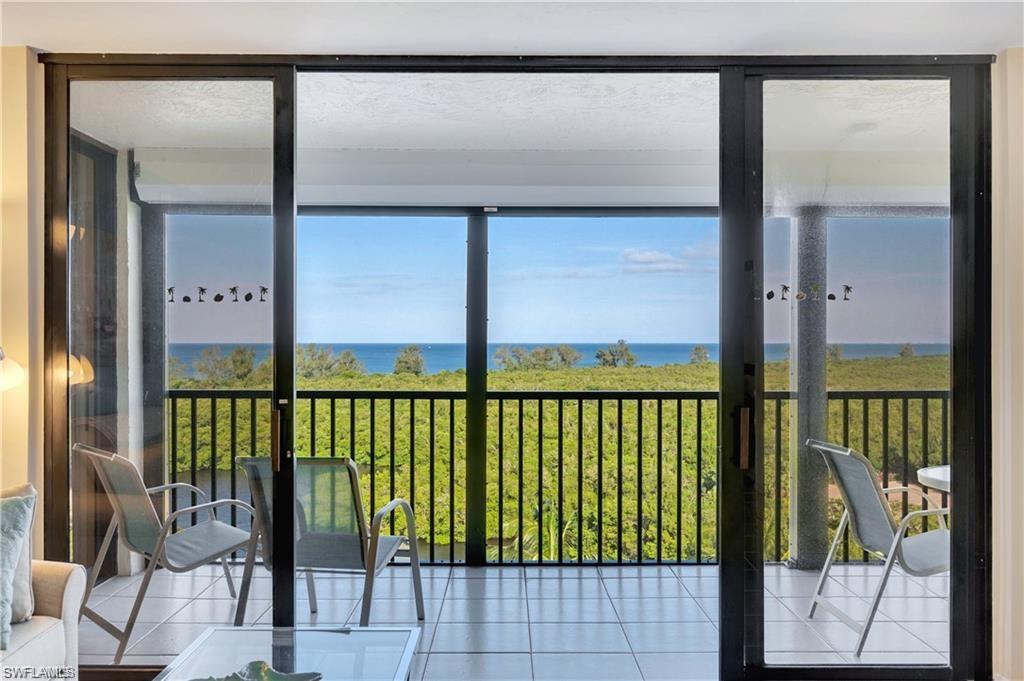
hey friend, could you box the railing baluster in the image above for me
[538,398,544,564]
[941,396,949,508]
[330,397,336,457]
[498,399,504,564]
[842,398,849,562]
[577,399,584,564]
[310,397,317,532]
[557,398,564,564]
[696,399,703,564]
[597,399,604,565]
[921,398,930,532]
[902,397,910,518]
[774,398,782,562]
[656,398,663,564]
[370,399,376,519]
[617,399,623,564]
[449,398,455,564]
[429,398,436,563]
[637,399,643,563]
[349,398,356,460]
[190,396,198,527]
[518,398,524,564]
[882,398,890,488]
[862,398,869,562]
[210,398,218,521]
[170,397,178,533]
[676,399,682,564]
[410,398,416,536]
[230,397,237,553]
[389,398,396,533]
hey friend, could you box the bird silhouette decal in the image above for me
[259,286,269,302]
[766,289,775,300]
[213,292,224,302]
[197,287,207,303]
[244,291,253,302]
[167,287,175,303]
[229,286,239,302]
[182,295,192,303]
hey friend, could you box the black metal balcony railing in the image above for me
[165,388,950,565]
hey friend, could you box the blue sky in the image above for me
[165,213,949,345]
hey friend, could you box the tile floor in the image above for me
[79,563,949,678]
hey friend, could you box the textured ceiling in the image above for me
[71,74,948,154]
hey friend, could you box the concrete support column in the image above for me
[787,206,830,569]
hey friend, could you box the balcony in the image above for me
[76,386,951,672]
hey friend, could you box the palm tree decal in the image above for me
[842,284,853,301]
[780,284,790,301]
[259,286,269,302]
[167,287,175,303]
[229,286,239,302]
[197,287,207,303]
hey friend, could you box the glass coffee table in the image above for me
[153,627,419,681]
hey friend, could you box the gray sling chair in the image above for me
[73,443,256,663]
[233,457,424,627]
[805,439,950,656]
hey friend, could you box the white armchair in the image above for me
[0,560,86,672]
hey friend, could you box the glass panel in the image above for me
[293,214,467,564]
[761,79,951,667]
[68,79,274,666]
[488,215,720,564]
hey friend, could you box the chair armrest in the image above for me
[895,507,950,536]
[31,560,87,668]
[880,485,942,512]
[365,499,417,574]
[148,482,208,502]
[164,499,255,525]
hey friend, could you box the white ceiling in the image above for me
[68,73,950,207]
[2,2,1021,55]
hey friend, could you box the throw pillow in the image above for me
[0,483,36,623]
[0,494,35,650]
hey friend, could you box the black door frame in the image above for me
[41,53,991,681]
[719,63,992,681]
[43,63,298,680]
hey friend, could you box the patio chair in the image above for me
[73,443,256,663]
[234,457,424,627]
[805,439,950,656]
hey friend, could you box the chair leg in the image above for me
[407,540,425,621]
[855,550,898,656]
[233,531,259,626]
[305,569,318,614]
[221,556,237,599]
[80,516,117,623]
[114,555,159,664]
[359,568,376,627]
[808,511,847,619]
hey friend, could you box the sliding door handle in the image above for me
[271,408,282,472]
[739,407,751,470]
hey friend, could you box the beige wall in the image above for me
[992,47,1024,681]
[0,46,45,554]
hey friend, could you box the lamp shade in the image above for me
[0,347,25,392]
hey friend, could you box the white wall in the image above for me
[991,46,1024,681]
[0,46,45,554]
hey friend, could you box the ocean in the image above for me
[168,342,951,377]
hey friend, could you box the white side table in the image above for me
[917,464,951,493]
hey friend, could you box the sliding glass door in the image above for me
[719,65,990,680]
[62,71,295,667]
